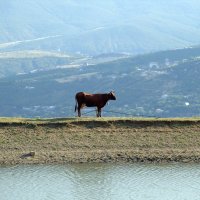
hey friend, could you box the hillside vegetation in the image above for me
[0,46,200,117]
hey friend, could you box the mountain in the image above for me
[1,0,200,55]
[0,50,128,78]
[0,46,200,118]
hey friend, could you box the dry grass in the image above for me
[1,117,200,165]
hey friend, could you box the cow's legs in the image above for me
[97,107,101,117]
[78,105,82,117]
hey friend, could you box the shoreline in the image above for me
[1,117,200,165]
[2,149,200,166]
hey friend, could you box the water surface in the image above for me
[0,163,200,200]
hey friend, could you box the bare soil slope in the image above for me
[1,118,200,165]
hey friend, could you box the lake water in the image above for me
[0,163,200,200]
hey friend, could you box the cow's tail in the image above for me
[74,98,78,112]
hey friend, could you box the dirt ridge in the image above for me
[1,117,200,165]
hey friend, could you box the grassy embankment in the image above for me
[1,117,200,165]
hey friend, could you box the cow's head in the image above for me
[108,91,116,100]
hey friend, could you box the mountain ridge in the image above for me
[1,0,200,55]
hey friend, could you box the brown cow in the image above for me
[75,91,116,117]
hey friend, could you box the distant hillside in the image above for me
[0,50,80,78]
[0,50,128,78]
[0,46,200,117]
[1,0,200,55]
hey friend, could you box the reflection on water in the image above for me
[0,163,200,200]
